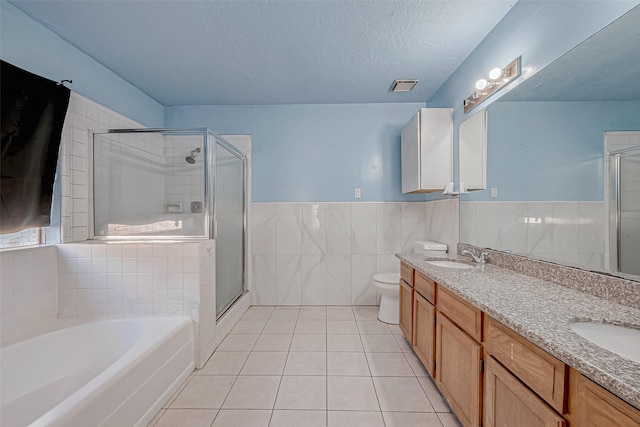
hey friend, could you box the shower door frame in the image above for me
[209,133,248,319]
[90,128,214,240]
[608,145,640,274]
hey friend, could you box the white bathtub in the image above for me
[1,318,194,427]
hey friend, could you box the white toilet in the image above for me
[372,240,448,324]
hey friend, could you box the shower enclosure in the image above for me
[92,128,246,318]
[609,145,640,276]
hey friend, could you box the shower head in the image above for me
[185,147,201,164]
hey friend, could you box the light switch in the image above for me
[354,188,362,199]
[491,188,498,198]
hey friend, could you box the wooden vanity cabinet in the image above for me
[485,317,568,414]
[572,371,640,427]
[485,357,566,427]
[399,262,414,344]
[435,289,484,427]
[412,271,436,377]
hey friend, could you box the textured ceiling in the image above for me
[10,0,516,106]
[501,4,640,102]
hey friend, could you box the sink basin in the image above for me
[570,322,640,363]
[425,260,475,269]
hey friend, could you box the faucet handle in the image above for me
[479,252,489,264]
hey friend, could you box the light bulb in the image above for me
[475,79,488,90]
[489,67,503,80]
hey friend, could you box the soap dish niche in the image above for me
[167,203,183,213]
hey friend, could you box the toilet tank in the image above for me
[414,240,448,257]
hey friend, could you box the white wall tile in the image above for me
[352,203,377,255]
[301,254,326,305]
[276,204,302,254]
[301,204,327,254]
[251,204,277,254]
[326,204,351,254]
[377,203,402,254]
[277,255,302,305]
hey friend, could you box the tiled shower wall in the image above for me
[460,201,606,270]
[250,198,459,306]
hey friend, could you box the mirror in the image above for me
[459,109,487,191]
[459,5,640,280]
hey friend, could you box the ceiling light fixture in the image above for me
[463,57,521,113]
[389,79,419,92]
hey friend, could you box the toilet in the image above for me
[372,240,448,324]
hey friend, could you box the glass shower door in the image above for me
[213,135,246,317]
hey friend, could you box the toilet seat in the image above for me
[373,273,399,285]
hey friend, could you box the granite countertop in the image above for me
[396,253,640,410]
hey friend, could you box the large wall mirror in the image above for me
[459,5,640,281]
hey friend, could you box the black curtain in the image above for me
[1,61,70,234]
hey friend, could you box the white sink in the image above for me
[425,260,475,269]
[570,322,640,363]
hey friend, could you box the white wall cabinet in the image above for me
[459,109,487,191]
[401,108,453,193]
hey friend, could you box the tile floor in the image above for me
[148,305,462,427]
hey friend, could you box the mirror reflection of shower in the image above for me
[185,147,201,164]
[606,132,640,276]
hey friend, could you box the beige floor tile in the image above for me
[327,376,380,411]
[438,412,463,427]
[198,351,249,375]
[373,376,434,412]
[327,320,359,334]
[154,409,218,427]
[356,320,392,334]
[274,376,326,410]
[241,306,274,320]
[171,376,236,409]
[211,409,271,427]
[290,333,327,351]
[361,334,402,352]
[230,319,267,334]
[419,377,451,412]
[327,334,363,352]
[298,308,327,320]
[366,352,415,376]
[216,333,259,352]
[295,319,326,334]
[383,411,444,427]
[353,307,380,320]
[283,351,327,375]
[327,352,370,376]
[270,308,300,320]
[252,333,293,351]
[405,352,430,377]
[393,334,413,352]
[269,410,326,427]
[240,351,287,375]
[222,376,281,409]
[326,307,355,320]
[327,411,385,427]
[388,324,404,335]
[263,319,297,333]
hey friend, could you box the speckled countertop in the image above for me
[397,253,640,410]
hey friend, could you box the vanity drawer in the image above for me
[414,271,435,304]
[437,286,483,342]
[401,262,414,287]
[485,317,568,414]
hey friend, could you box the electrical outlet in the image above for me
[491,188,498,198]
[354,188,361,199]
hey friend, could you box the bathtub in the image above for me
[1,318,194,427]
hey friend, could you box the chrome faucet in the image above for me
[461,248,488,264]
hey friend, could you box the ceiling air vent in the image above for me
[389,79,419,92]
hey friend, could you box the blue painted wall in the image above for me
[462,101,640,202]
[427,0,639,198]
[165,103,427,202]
[0,1,163,128]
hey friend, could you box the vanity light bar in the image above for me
[463,57,521,113]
